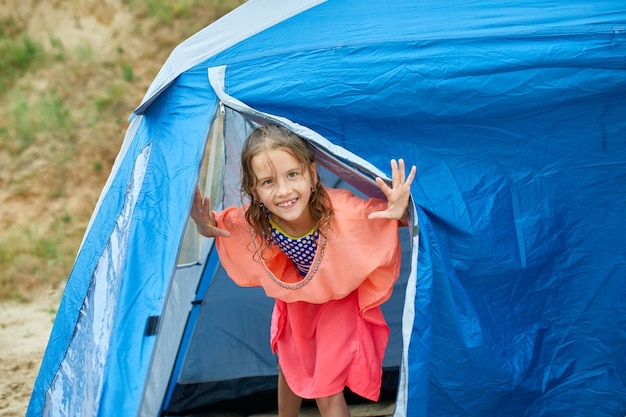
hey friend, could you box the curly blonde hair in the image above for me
[240,124,333,255]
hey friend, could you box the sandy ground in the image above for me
[0,287,62,417]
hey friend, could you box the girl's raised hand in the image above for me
[190,187,231,238]
[368,159,416,224]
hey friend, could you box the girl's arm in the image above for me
[368,159,416,226]
[190,187,231,238]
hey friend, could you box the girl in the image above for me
[191,124,415,417]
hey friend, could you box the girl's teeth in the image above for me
[278,199,296,207]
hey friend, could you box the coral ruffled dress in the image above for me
[213,188,401,401]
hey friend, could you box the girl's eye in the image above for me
[261,179,273,186]
[287,171,299,179]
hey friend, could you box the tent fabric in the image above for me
[29,1,626,416]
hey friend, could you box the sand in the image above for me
[0,288,61,417]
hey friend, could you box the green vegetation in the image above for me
[123,0,243,25]
[0,18,44,94]
[1,89,75,156]
[0,1,244,300]
[127,0,196,24]
[0,220,76,300]
[121,61,135,82]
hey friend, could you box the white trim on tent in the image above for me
[207,65,389,188]
[134,0,327,116]
[207,65,420,417]
[395,205,420,417]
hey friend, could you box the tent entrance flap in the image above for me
[161,107,416,415]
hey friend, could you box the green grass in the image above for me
[1,89,76,156]
[0,219,78,300]
[2,90,34,152]
[123,0,243,25]
[121,61,135,82]
[0,18,43,94]
[123,0,197,24]
[0,1,244,300]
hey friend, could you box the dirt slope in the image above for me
[0,1,239,415]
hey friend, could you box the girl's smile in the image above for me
[277,198,298,208]
[251,147,317,237]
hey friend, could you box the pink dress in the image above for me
[213,187,402,401]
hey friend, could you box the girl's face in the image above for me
[251,147,317,236]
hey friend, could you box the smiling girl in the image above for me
[191,124,415,417]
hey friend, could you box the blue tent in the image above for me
[28,1,626,416]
